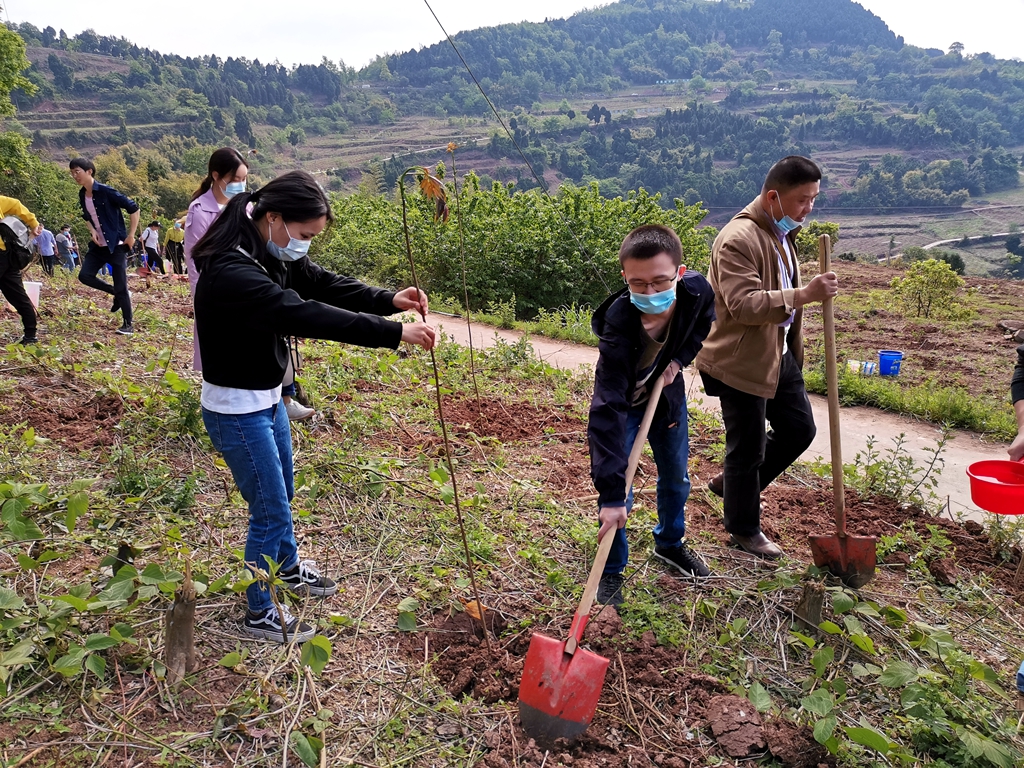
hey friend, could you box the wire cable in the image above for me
[421,0,610,291]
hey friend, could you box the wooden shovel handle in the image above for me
[818,235,846,537]
[565,375,667,654]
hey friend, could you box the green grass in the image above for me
[805,367,1017,440]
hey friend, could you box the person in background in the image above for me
[32,225,57,277]
[55,225,76,271]
[140,221,164,274]
[69,156,139,336]
[1011,343,1024,462]
[164,217,185,274]
[185,147,249,372]
[192,170,436,643]
[696,156,838,559]
[0,195,42,344]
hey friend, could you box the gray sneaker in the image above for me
[243,604,315,643]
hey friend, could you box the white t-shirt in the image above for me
[201,382,283,414]
[141,228,160,251]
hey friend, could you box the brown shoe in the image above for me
[730,532,784,559]
[707,472,724,498]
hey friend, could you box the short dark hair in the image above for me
[618,224,683,268]
[68,157,95,176]
[763,156,821,194]
[149,221,160,228]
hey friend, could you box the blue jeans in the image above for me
[79,243,131,325]
[603,401,691,575]
[203,401,298,612]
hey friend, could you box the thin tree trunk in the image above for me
[165,561,197,687]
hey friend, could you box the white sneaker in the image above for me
[285,399,315,421]
[243,604,315,644]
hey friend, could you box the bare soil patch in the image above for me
[0,376,123,449]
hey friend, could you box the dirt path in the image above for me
[437,317,1010,520]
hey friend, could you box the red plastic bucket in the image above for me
[967,460,1024,515]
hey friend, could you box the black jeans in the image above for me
[41,255,55,277]
[166,241,184,274]
[79,242,132,326]
[0,250,36,336]
[701,351,816,537]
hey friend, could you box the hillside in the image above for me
[4,0,1024,270]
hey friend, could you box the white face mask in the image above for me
[266,219,311,262]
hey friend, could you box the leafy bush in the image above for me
[889,259,967,319]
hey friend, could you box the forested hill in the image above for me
[384,0,901,91]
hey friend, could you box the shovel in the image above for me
[519,376,665,746]
[808,234,877,589]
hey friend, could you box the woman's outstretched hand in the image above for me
[401,322,436,351]
[393,287,428,317]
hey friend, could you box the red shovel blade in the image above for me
[518,631,610,746]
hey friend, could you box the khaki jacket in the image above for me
[0,196,39,251]
[695,196,805,398]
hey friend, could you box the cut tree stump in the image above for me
[164,562,197,687]
[795,581,824,629]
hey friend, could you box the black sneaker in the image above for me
[596,572,624,608]
[280,560,338,597]
[115,324,134,336]
[654,540,711,578]
[18,333,38,345]
[243,604,315,643]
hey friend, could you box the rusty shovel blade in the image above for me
[809,533,878,589]
[518,632,610,747]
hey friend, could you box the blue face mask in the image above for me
[769,195,805,234]
[224,181,246,198]
[266,219,311,262]
[630,284,677,315]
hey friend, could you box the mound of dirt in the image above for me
[443,396,584,442]
[2,380,123,450]
[764,719,832,768]
[706,694,766,758]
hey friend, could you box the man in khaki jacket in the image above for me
[696,156,838,558]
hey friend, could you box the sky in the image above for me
[6,0,1022,69]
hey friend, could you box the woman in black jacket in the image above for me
[193,171,435,643]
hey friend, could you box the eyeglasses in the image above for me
[625,275,677,292]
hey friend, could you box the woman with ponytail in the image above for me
[193,170,436,643]
[184,147,248,371]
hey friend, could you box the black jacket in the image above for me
[77,182,139,254]
[1013,344,1024,405]
[195,248,404,390]
[588,270,716,507]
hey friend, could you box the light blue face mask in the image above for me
[629,284,677,314]
[224,181,246,198]
[266,219,311,262]
[769,194,805,234]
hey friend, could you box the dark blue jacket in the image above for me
[588,270,715,507]
[78,182,139,254]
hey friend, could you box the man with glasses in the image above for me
[588,224,716,609]
[696,156,839,559]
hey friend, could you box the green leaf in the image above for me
[207,573,232,594]
[849,633,876,654]
[52,643,87,677]
[800,688,834,717]
[845,726,890,755]
[831,591,855,614]
[813,715,837,744]
[290,732,321,768]
[219,652,242,668]
[85,654,106,679]
[110,623,135,641]
[16,554,37,571]
[300,635,332,677]
[397,611,417,632]
[397,596,419,613]
[747,682,772,712]
[789,630,816,648]
[0,586,25,611]
[818,621,843,635]
[812,646,835,677]
[66,492,88,533]
[878,661,918,688]
[84,634,119,652]
[0,640,36,668]
[51,594,89,611]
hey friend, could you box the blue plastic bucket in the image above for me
[878,350,903,376]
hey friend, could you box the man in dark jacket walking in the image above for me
[70,157,140,335]
[588,225,715,608]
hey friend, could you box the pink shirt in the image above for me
[184,189,225,373]
[84,195,107,247]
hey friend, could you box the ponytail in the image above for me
[190,147,247,202]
